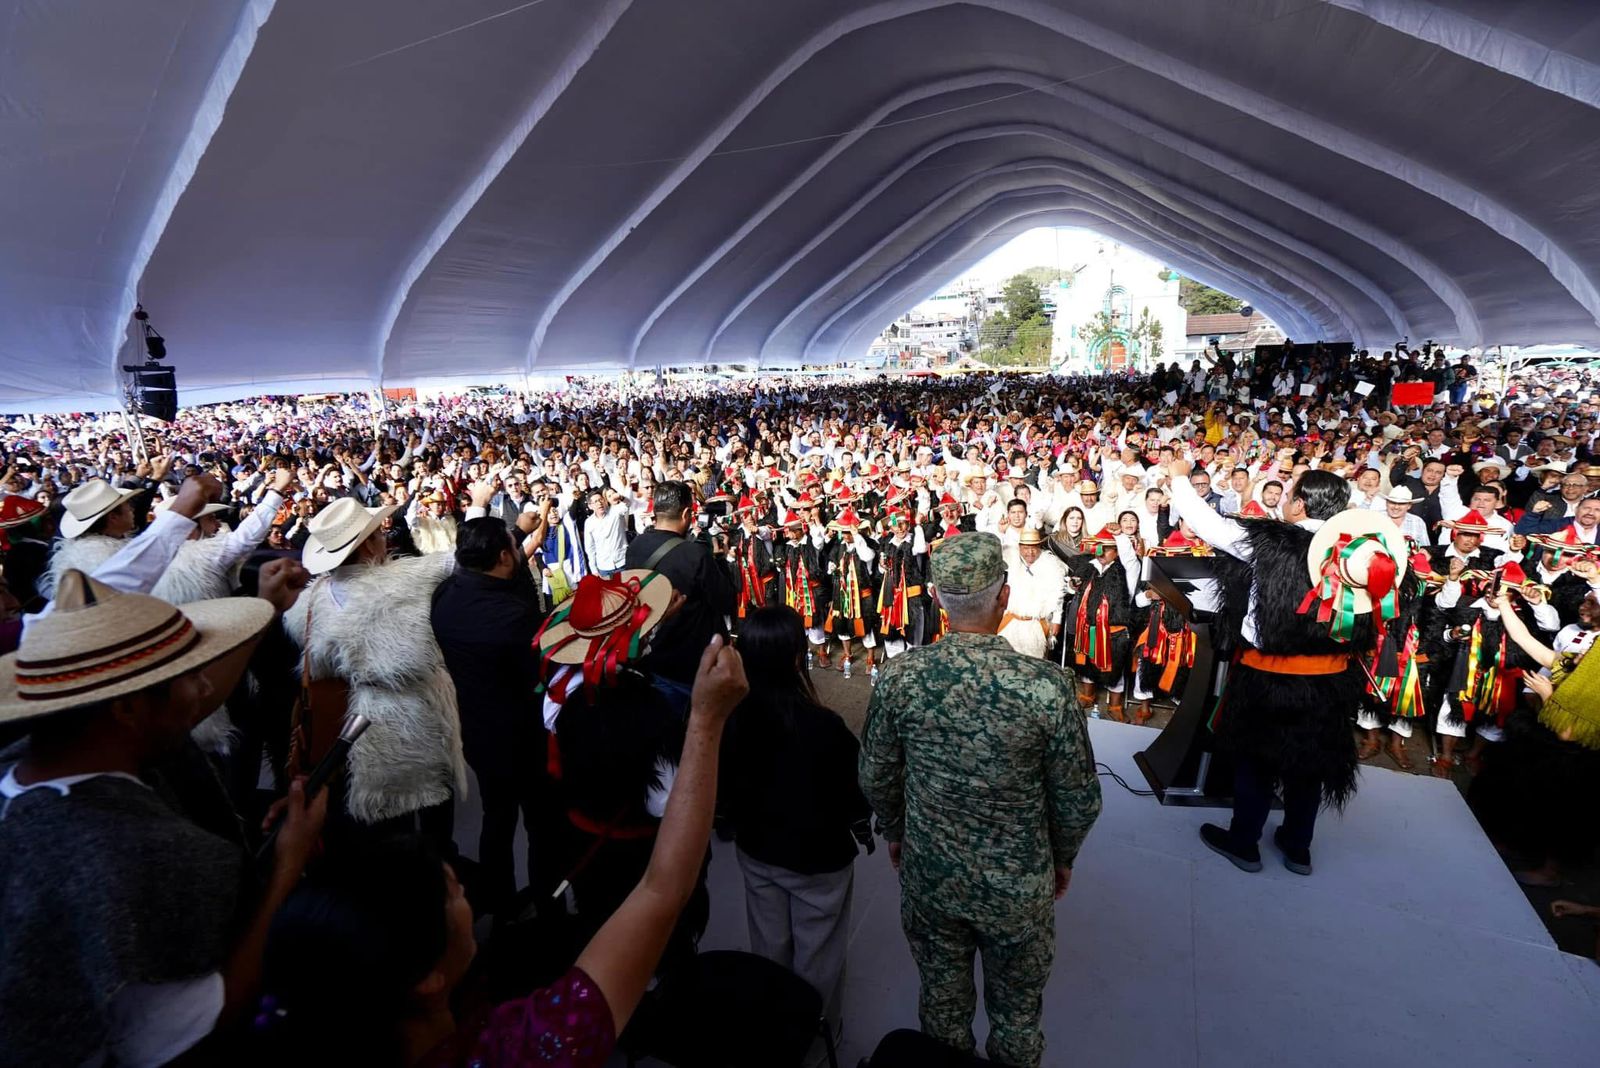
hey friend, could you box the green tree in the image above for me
[977,310,1013,351]
[1084,309,1119,353]
[1020,264,1077,289]
[1013,314,1053,365]
[1178,277,1240,316]
[1001,274,1046,324]
[1132,306,1164,364]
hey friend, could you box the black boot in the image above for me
[1273,826,1313,876]
[1200,823,1262,872]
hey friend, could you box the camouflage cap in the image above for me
[931,532,1006,594]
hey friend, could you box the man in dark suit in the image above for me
[1396,456,1448,533]
[432,517,552,915]
[625,481,737,695]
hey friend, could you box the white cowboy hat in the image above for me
[301,497,398,574]
[1472,459,1506,476]
[1382,485,1416,505]
[155,497,229,519]
[59,478,141,539]
[0,570,272,722]
[1305,509,1409,615]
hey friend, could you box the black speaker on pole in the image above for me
[126,365,178,422]
[123,304,178,422]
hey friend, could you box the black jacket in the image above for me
[430,567,546,781]
[724,696,870,875]
[626,526,736,685]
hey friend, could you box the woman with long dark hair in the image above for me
[724,605,872,1042]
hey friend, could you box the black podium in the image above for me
[1131,555,1234,807]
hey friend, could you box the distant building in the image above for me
[1049,241,1186,373]
[1179,313,1283,360]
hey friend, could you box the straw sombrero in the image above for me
[1304,509,1409,625]
[0,570,273,722]
[59,479,141,539]
[301,497,399,574]
[1017,526,1046,547]
[534,570,673,684]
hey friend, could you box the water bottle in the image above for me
[870,666,880,686]
[842,658,852,679]
[807,650,815,669]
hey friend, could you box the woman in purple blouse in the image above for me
[252,633,748,1067]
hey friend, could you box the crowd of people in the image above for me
[1,340,1598,1066]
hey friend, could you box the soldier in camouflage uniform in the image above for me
[859,532,1102,1068]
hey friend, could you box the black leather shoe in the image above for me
[1200,823,1262,872]
[1273,826,1313,876]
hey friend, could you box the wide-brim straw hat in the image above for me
[59,478,141,539]
[535,570,673,667]
[1017,526,1047,547]
[1305,509,1409,614]
[0,570,273,722]
[302,497,398,575]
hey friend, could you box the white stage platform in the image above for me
[686,719,1600,1067]
[456,718,1600,1066]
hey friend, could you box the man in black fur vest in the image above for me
[1167,463,1404,876]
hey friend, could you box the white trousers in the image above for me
[1356,708,1414,738]
[738,849,854,1031]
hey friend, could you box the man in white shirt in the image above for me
[1381,486,1430,545]
[582,489,630,577]
[998,528,1066,658]
[1437,480,1513,553]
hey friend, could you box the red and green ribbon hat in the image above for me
[534,570,673,695]
[1439,511,1495,538]
[1529,524,1600,564]
[1084,524,1120,556]
[0,495,45,551]
[1299,510,1408,641]
[1149,527,1210,556]
[1236,500,1272,520]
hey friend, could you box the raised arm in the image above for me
[1493,588,1556,668]
[1165,460,1253,561]
[575,637,747,1033]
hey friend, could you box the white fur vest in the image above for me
[282,554,467,823]
[45,534,241,752]
[44,534,235,604]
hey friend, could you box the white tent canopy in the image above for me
[6,0,1600,410]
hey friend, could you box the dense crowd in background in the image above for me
[2,339,1599,1067]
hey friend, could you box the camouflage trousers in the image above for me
[901,892,1055,1068]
